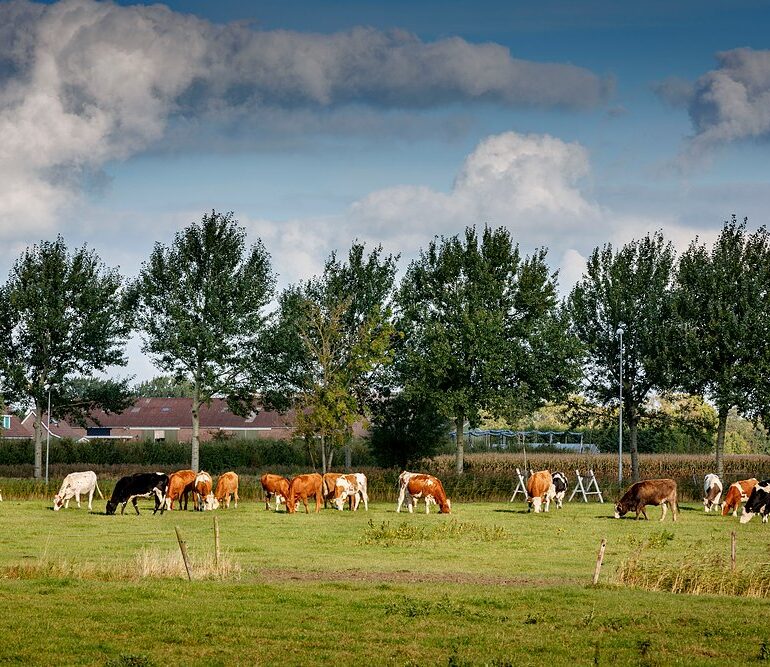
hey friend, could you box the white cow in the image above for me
[331,473,370,511]
[703,473,723,512]
[53,471,103,511]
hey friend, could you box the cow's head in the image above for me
[204,493,219,511]
[439,497,451,514]
[614,502,628,519]
[53,494,64,511]
[105,499,118,515]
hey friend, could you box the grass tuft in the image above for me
[360,519,509,546]
[616,548,770,597]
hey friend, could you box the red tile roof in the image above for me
[1,413,34,439]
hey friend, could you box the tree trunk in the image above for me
[344,442,351,470]
[715,406,728,479]
[629,417,639,483]
[33,399,43,479]
[191,382,201,473]
[321,434,327,474]
[455,411,465,475]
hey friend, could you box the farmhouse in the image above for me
[2,398,297,443]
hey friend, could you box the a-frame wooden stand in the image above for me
[568,469,604,503]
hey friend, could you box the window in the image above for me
[86,427,110,437]
[154,430,165,442]
[1,415,10,430]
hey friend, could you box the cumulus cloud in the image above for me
[0,0,609,237]
[655,49,770,161]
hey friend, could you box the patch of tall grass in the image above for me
[360,519,509,546]
[616,547,770,598]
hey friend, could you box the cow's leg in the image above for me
[74,492,81,509]
[660,502,668,522]
[120,501,128,515]
[396,486,407,513]
[87,489,94,511]
[544,495,551,513]
[64,498,70,509]
[234,490,238,508]
[302,495,309,514]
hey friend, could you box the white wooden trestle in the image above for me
[568,468,604,503]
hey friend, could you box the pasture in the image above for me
[0,495,768,666]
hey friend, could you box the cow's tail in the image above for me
[95,481,104,499]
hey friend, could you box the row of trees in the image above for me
[1,212,769,480]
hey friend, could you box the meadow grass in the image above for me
[0,497,769,665]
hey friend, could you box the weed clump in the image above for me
[360,519,509,546]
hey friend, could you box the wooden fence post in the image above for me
[592,538,607,585]
[175,526,193,581]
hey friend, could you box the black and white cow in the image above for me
[551,472,568,509]
[739,480,770,524]
[105,472,168,515]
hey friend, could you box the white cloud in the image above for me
[0,0,609,238]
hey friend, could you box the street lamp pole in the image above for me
[45,385,51,486]
[616,326,624,486]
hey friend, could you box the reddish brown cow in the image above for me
[193,471,215,511]
[164,469,196,511]
[396,472,451,514]
[614,479,678,522]
[215,471,239,509]
[260,473,290,511]
[322,472,346,508]
[286,473,323,514]
[722,478,758,517]
[526,470,554,513]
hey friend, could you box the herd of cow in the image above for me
[47,467,770,524]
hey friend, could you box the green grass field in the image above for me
[0,496,768,666]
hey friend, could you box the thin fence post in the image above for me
[214,515,221,570]
[592,538,607,585]
[175,526,193,581]
[730,531,736,572]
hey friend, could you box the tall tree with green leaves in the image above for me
[0,237,133,478]
[673,217,770,477]
[568,231,677,482]
[268,242,398,472]
[397,225,579,474]
[132,211,274,471]
[134,375,195,398]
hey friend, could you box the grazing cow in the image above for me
[260,473,291,511]
[331,475,355,510]
[739,480,770,524]
[164,469,196,511]
[703,473,723,512]
[106,473,168,515]
[215,472,239,509]
[551,471,568,510]
[614,479,678,522]
[350,472,369,511]
[722,478,758,517]
[526,470,554,513]
[322,472,346,508]
[396,472,451,514]
[286,473,323,514]
[53,471,103,511]
[193,471,217,511]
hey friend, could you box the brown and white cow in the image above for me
[526,470,554,513]
[215,471,239,509]
[703,473,723,512]
[286,473,323,514]
[614,478,678,522]
[722,478,758,517]
[193,471,217,511]
[322,472,346,508]
[260,473,290,511]
[53,471,103,511]
[396,472,451,514]
[329,473,370,511]
[164,469,196,511]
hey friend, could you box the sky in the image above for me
[2,0,770,381]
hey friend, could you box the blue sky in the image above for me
[2,0,770,380]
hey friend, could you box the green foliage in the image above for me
[369,392,449,468]
[133,375,194,398]
[674,217,770,475]
[269,242,398,470]
[568,231,677,480]
[0,236,132,477]
[132,211,275,470]
[397,226,580,473]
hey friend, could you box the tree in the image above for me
[568,231,677,482]
[132,211,274,471]
[268,242,397,472]
[134,375,195,398]
[397,225,580,474]
[673,217,770,476]
[0,237,132,478]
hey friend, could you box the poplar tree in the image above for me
[133,211,274,472]
[0,237,132,478]
[397,226,579,474]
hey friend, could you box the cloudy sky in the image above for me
[2,0,770,380]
